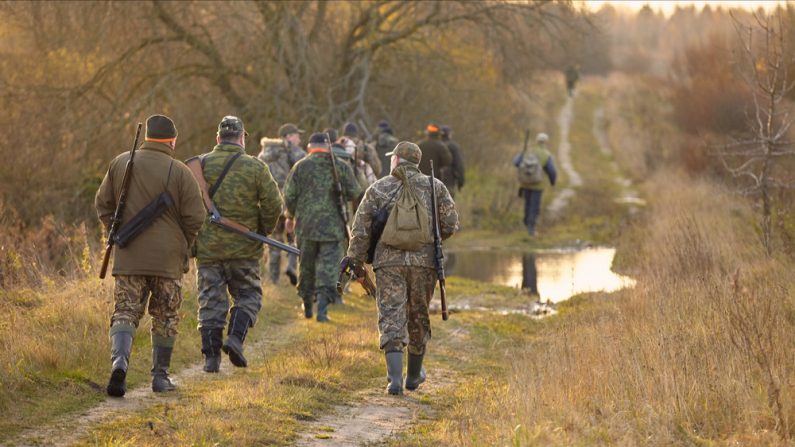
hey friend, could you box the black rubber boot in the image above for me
[285,269,298,286]
[302,296,313,319]
[222,308,251,368]
[405,353,426,391]
[151,346,176,392]
[106,332,133,397]
[200,328,223,373]
[385,351,403,395]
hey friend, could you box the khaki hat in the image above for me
[385,141,422,164]
[278,123,304,137]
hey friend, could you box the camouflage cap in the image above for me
[218,115,248,136]
[385,141,422,164]
[278,123,304,137]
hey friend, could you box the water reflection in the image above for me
[445,247,635,303]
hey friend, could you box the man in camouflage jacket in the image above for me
[193,116,283,372]
[346,142,459,395]
[95,114,205,396]
[283,133,361,322]
[258,123,306,285]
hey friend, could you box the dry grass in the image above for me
[420,171,795,446]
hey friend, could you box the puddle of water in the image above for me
[445,247,635,303]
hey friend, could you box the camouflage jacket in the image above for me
[258,138,306,189]
[194,143,283,264]
[348,163,459,269]
[283,149,361,242]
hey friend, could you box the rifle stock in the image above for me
[429,160,448,321]
[99,122,143,279]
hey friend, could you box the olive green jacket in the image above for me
[95,141,206,279]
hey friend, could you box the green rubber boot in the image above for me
[385,351,403,395]
[405,353,426,391]
[106,332,133,397]
[151,346,176,392]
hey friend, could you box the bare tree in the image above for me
[720,11,795,256]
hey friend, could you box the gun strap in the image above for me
[207,152,243,199]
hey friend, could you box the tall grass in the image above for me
[448,171,795,445]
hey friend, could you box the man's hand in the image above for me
[338,256,376,297]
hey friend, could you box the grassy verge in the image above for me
[0,265,298,443]
[396,78,795,445]
[83,285,384,446]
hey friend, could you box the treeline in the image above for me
[0,1,590,227]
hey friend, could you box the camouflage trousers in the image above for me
[197,259,262,330]
[375,266,436,355]
[268,216,298,283]
[110,275,183,342]
[297,239,343,303]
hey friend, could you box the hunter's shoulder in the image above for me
[367,176,400,196]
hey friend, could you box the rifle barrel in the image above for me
[99,122,143,279]
[429,160,449,321]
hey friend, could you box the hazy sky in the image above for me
[584,0,789,16]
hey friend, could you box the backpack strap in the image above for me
[208,152,243,199]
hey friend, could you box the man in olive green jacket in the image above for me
[95,114,206,397]
[194,116,283,372]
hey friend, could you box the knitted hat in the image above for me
[145,114,177,140]
[307,132,330,148]
[342,122,358,137]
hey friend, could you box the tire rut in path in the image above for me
[547,94,582,219]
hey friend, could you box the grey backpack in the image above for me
[517,150,543,186]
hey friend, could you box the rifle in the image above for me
[337,256,376,297]
[522,129,530,157]
[429,160,448,321]
[326,132,352,241]
[99,123,143,279]
[185,158,300,256]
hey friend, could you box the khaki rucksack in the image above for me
[517,149,544,187]
[380,166,433,250]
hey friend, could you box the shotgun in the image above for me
[99,123,143,279]
[185,158,300,256]
[429,160,448,321]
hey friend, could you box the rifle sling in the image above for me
[207,152,243,199]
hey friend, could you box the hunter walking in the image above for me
[514,132,557,236]
[192,116,283,372]
[258,123,306,285]
[283,133,361,322]
[95,114,206,396]
[345,142,459,395]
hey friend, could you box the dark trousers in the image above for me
[521,188,543,233]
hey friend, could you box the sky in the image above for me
[584,0,790,17]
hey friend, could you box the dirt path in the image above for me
[8,325,288,447]
[592,106,645,212]
[295,368,458,446]
[547,94,582,219]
